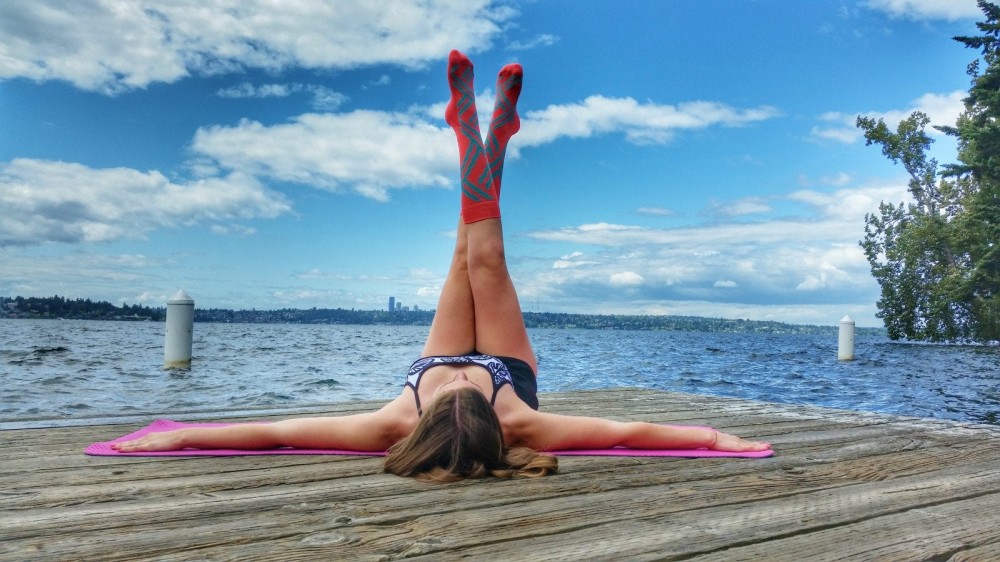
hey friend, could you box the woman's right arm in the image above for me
[112,401,411,453]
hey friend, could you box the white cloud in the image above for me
[811,90,966,144]
[553,251,598,269]
[710,197,773,217]
[533,215,873,248]
[513,96,782,151]
[0,0,511,94]
[190,111,455,202]
[788,183,909,220]
[0,247,176,304]
[366,75,392,88]
[810,125,862,144]
[821,173,853,187]
[579,222,643,233]
[635,207,677,217]
[520,181,911,322]
[210,224,257,237]
[508,33,559,51]
[609,271,644,286]
[407,267,439,280]
[217,82,349,111]
[308,87,351,111]
[217,83,301,99]
[865,0,981,21]
[0,158,290,246]
[416,285,442,298]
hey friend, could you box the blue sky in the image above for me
[0,0,986,327]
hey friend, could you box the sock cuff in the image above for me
[461,201,501,224]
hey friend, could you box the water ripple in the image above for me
[1,319,998,427]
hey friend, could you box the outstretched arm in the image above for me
[112,404,411,453]
[513,411,771,453]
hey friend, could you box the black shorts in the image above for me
[494,355,538,410]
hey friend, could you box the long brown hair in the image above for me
[383,387,557,482]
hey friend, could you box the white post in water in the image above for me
[838,314,855,361]
[164,289,194,369]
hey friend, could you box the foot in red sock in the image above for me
[485,62,522,198]
[445,50,499,224]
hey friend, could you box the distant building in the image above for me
[396,302,402,312]
[388,296,395,312]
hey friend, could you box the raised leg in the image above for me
[421,220,476,357]
[425,50,536,372]
[466,219,537,372]
[445,50,500,224]
[485,63,523,198]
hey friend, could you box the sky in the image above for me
[0,0,989,327]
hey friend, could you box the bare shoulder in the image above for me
[499,408,626,451]
[371,394,419,440]
[498,408,588,448]
[493,399,536,446]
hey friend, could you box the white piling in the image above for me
[164,289,194,369]
[838,315,855,361]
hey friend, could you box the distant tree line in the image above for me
[520,312,874,335]
[1,295,165,321]
[4,295,883,335]
[193,307,436,326]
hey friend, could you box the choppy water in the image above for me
[2,319,998,428]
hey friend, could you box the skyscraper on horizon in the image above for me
[388,296,395,312]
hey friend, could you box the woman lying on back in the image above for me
[113,51,772,482]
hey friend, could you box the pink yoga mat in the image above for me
[85,419,773,458]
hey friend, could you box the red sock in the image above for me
[485,63,522,198]
[445,50,499,224]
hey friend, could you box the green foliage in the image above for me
[859,1,1000,343]
[954,0,1000,184]
[1,295,165,321]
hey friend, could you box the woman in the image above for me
[113,51,772,481]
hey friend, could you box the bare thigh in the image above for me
[466,221,537,372]
[422,222,476,357]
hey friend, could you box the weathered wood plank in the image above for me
[688,492,1000,561]
[947,540,1000,561]
[7,416,984,514]
[2,389,998,562]
[380,461,1000,561]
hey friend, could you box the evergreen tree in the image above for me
[859,1,1000,343]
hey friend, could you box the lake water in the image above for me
[2,319,998,429]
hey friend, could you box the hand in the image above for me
[711,431,771,452]
[111,430,186,452]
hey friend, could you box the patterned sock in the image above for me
[485,63,522,199]
[445,50,500,224]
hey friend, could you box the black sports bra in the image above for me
[405,355,514,416]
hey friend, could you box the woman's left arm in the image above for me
[513,411,770,453]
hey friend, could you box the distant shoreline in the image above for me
[2,295,883,336]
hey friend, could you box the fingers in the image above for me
[713,432,772,452]
[109,431,182,452]
[111,438,145,452]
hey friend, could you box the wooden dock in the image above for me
[3,389,1000,561]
